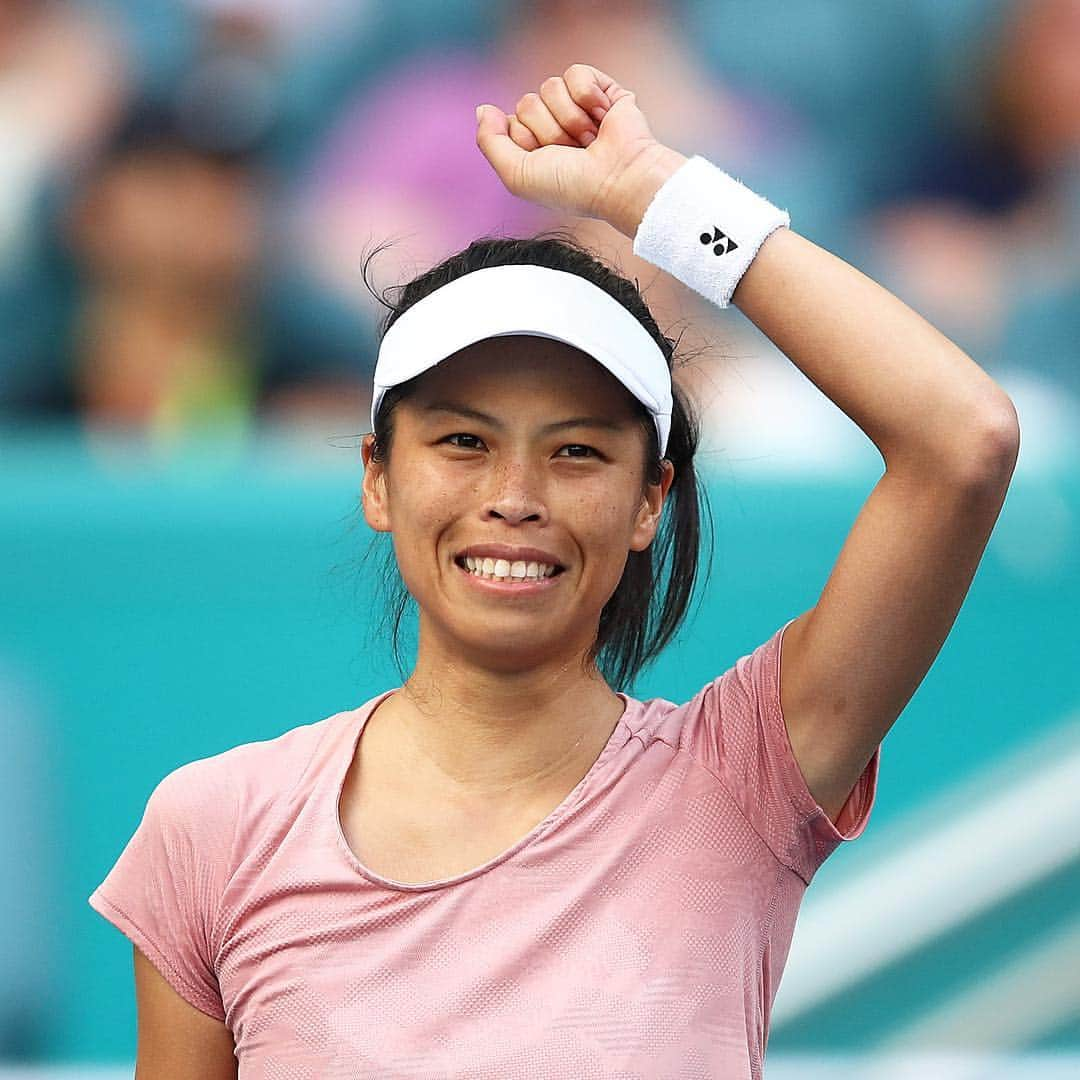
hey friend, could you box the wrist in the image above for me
[628,154,791,309]
[600,144,689,240]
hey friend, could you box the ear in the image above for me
[629,459,675,552]
[360,434,392,533]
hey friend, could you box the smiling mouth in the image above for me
[454,555,566,582]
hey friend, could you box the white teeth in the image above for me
[460,555,559,580]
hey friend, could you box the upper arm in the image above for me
[779,435,1017,823]
[134,945,237,1080]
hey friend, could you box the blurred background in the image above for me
[0,0,1077,1075]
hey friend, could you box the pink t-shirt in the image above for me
[89,617,879,1078]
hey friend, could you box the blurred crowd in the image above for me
[0,0,1078,456]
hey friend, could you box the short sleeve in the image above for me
[683,617,880,885]
[88,759,235,1021]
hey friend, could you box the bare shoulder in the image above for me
[133,946,237,1080]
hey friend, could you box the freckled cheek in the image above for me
[387,488,460,599]
[388,467,476,550]
[570,487,641,571]
[412,490,462,531]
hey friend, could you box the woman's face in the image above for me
[361,335,675,673]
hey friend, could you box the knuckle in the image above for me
[510,128,534,151]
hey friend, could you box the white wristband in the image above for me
[631,154,790,309]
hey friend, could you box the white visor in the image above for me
[370,264,673,457]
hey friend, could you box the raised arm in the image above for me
[476,64,1020,822]
[617,149,1018,820]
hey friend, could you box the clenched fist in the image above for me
[475,64,686,240]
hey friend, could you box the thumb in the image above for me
[475,104,526,191]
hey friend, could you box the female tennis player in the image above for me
[89,65,1019,1078]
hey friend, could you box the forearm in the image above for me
[730,225,1017,479]
[608,147,1020,480]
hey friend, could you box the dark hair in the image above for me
[357,229,713,692]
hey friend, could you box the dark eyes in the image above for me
[441,433,598,458]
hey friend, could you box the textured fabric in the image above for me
[89,617,879,1077]
[632,154,791,309]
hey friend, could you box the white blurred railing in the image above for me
[768,1055,1080,1079]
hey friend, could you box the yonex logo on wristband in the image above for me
[632,155,789,308]
[700,226,738,256]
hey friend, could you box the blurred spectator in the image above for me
[689,0,1002,223]
[0,0,127,276]
[0,56,374,443]
[855,0,1080,402]
[183,0,359,42]
[61,101,264,436]
[103,0,388,174]
[292,0,838,439]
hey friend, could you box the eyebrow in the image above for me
[420,400,628,434]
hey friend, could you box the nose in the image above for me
[483,460,548,524]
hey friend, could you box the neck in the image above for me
[374,616,625,799]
